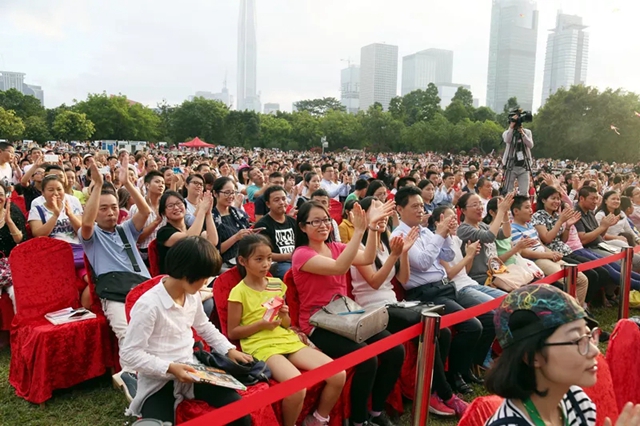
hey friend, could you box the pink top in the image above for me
[291,242,348,334]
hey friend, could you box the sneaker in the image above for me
[369,412,396,426]
[112,371,137,403]
[428,394,455,417]
[301,414,329,426]
[443,394,469,417]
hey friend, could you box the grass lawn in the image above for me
[0,306,623,426]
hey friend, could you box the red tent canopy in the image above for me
[179,137,215,148]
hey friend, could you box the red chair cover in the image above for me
[10,192,27,218]
[458,395,504,426]
[0,292,14,331]
[8,237,114,404]
[147,239,160,277]
[212,267,243,347]
[283,270,300,328]
[329,199,343,226]
[606,319,640,411]
[244,202,256,223]
[125,274,277,425]
[583,353,619,426]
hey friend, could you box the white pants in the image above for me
[6,286,16,313]
[101,298,132,372]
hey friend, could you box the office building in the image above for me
[401,49,453,96]
[437,83,472,108]
[486,0,539,112]
[0,71,44,104]
[264,103,280,115]
[359,43,399,111]
[189,81,233,108]
[340,65,360,114]
[541,12,588,106]
[237,0,260,112]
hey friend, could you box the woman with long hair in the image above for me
[292,199,402,426]
[596,190,640,247]
[294,172,322,210]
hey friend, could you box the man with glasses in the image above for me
[391,186,495,396]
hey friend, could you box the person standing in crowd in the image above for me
[254,185,297,280]
[129,170,165,265]
[80,158,151,399]
[319,164,350,201]
[120,236,251,426]
[292,200,401,426]
[17,156,44,211]
[228,234,346,426]
[391,186,495,396]
[476,177,494,215]
[434,172,459,206]
[501,109,534,196]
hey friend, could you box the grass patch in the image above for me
[0,306,624,425]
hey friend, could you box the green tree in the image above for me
[52,110,95,142]
[444,100,471,124]
[288,111,322,150]
[359,109,405,151]
[170,97,229,145]
[0,107,25,141]
[401,84,441,126]
[129,103,161,141]
[23,116,51,144]
[0,88,45,120]
[156,100,175,143]
[474,106,497,123]
[388,96,405,121]
[225,110,260,149]
[259,115,292,149]
[293,98,346,116]
[451,87,474,108]
[320,110,364,150]
[496,97,520,126]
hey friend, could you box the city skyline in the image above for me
[0,0,634,112]
[236,0,260,112]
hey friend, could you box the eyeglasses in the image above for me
[305,218,332,228]
[465,203,483,209]
[218,190,238,197]
[190,181,204,187]
[165,202,184,210]
[544,327,601,356]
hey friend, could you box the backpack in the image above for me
[193,342,272,386]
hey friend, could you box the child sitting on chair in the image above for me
[120,236,252,425]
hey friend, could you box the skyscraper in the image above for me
[486,0,539,112]
[340,65,360,114]
[401,49,453,96]
[237,0,260,112]
[0,71,44,104]
[541,12,588,106]
[359,43,399,111]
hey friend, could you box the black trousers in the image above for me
[310,328,405,423]
[140,380,251,426]
[563,254,609,304]
[386,306,454,401]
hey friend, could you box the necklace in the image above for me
[523,398,568,426]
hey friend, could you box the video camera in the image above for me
[508,107,533,127]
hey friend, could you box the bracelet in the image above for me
[368,224,380,232]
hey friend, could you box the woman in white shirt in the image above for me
[596,190,640,247]
[120,236,252,425]
[350,197,469,417]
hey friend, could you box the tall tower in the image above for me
[237,0,260,112]
[541,12,588,106]
[359,43,399,111]
[486,0,539,112]
[401,48,454,96]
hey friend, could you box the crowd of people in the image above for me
[3,139,640,426]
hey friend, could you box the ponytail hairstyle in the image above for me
[343,199,358,220]
[484,197,501,225]
[236,233,273,279]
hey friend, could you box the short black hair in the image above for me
[396,176,416,189]
[264,185,286,203]
[44,164,63,174]
[310,188,329,199]
[165,236,222,283]
[442,172,453,180]
[320,163,333,173]
[464,171,477,181]
[159,190,185,216]
[485,323,555,400]
[621,196,633,212]
[268,171,283,181]
[144,170,164,185]
[395,186,422,208]
[511,195,531,213]
[0,142,14,152]
[426,170,439,180]
[354,179,369,191]
[578,185,597,200]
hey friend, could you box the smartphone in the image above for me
[44,154,58,163]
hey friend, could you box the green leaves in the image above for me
[52,111,95,142]
[0,107,25,142]
[293,98,346,117]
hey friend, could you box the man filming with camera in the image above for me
[501,107,534,196]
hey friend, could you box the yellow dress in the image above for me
[227,277,306,361]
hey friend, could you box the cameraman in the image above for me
[501,110,534,195]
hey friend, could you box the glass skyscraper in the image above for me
[237,0,260,112]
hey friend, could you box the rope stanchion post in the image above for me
[562,263,579,299]
[619,247,633,320]
[413,311,440,426]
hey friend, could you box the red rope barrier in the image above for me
[576,251,625,272]
[179,257,612,425]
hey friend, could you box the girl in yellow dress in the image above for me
[227,234,346,426]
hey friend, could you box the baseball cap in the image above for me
[495,284,596,349]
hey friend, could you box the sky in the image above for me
[0,0,637,112]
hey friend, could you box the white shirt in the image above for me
[350,244,397,308]
[320,178,349,200]
[128,204,165,249]
[120,278,235,416]
[0,162,13,187]
[31,193,83,214]
[448,236,482,290]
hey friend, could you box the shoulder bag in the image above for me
[193,342,271,386]
[486,256,534,292]
[94,226,148,302]
[310,294,388,343]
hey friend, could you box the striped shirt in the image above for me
[485,386,596,426]
[511,222,544,252]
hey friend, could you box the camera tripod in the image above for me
[501,128,534,196]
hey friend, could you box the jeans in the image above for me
[457,285,506,303]
[573,248,640,290]
[273,261,291,280]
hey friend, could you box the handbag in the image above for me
[94,227,147,302]
[513,254,544,280]
[193,342,271,386]
[486,256,534,292]
[309,294,388,343]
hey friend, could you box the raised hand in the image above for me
[118,163,129,187]
[498,192,514,214]
[402,226,420,253]
[604,402,640,426]
[50,196,63,217]
[200,191,214,213]
[566,210,581,227]
[602,213,619,227]
[4,199,11,223]
[435,213,452,238]
[350,202,368,233]
[389,235,404,256]
[559,208,574,224]
[367,199,395,228]
[90,162,103,186]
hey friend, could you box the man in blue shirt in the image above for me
[391,186,495,395]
